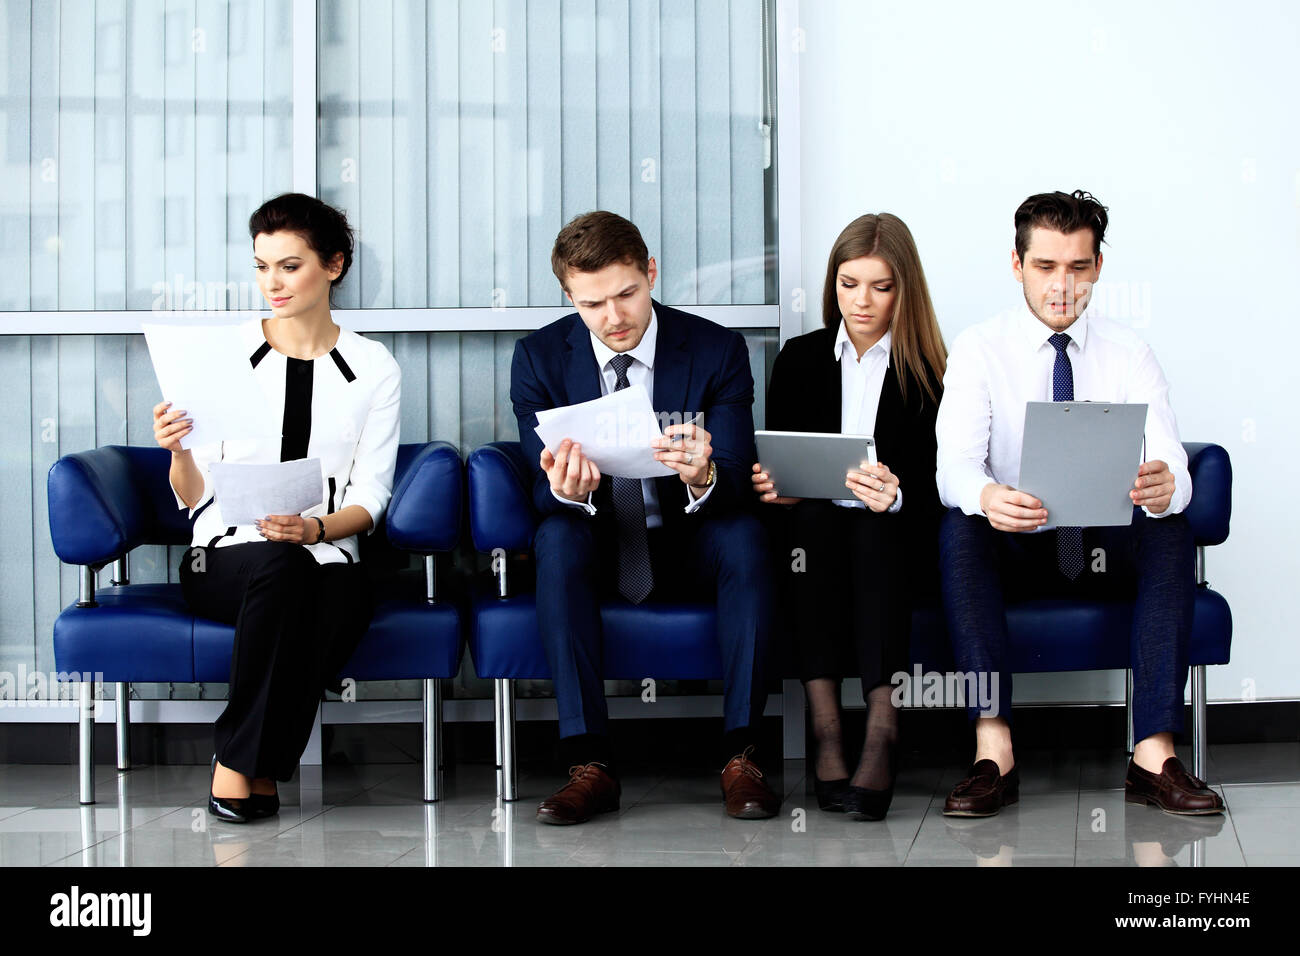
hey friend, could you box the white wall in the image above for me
[796,0,1300,704]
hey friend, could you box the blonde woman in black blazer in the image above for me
[753,213,947,821]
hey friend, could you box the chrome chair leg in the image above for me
[422,678,443,802]
[78,681,96,805]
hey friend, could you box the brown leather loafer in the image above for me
[943,759,1020,817]
[1125,757,1225,815]
[720,747,780,819]
[536,762,621,825]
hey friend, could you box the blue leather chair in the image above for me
[48,441,464,805]
[467,440,1232,800]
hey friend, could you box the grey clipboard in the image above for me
[1017,401,1147,527]
[754,430,877,500]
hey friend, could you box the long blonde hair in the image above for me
[821,213,947,405]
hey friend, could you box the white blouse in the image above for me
[169,319,402,565]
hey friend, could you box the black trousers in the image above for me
[782,500,914,692]
[178,541,373,781]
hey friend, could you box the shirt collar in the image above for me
[833,321,892,366]
[590,312,658,375]
[1021,303,1089,353]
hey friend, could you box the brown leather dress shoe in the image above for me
[720,747,780,819]
[943,759,1020,817]
[536,762,621,825]
[1125,757,1225,815]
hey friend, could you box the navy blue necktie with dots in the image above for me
[608,354,654,603]
[1049,332,1085,580]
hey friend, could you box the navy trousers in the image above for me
[938,507,1195,742]
[533,507,772,743]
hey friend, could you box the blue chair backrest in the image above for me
[48,442,463,567]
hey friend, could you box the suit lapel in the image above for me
[874,362,903,459]
[650,302,692,418]
[817,332,843,433]
[563,317,604,406]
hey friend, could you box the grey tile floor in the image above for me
[2,743,1296,866]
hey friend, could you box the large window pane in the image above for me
[0,0,293,312]
[317,0,775,310]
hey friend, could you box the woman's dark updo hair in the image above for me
[248,193,354,293]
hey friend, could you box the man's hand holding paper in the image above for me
[533,384,677,480]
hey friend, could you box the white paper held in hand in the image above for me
[534,384,677,479]
[209,459,325,526]
[142,323,279,448]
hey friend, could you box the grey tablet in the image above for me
[754,430,877,500]
[1017,401,1148,527]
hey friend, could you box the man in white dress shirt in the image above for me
[935,190,1223,817]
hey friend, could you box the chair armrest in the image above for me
[467,441,537,552]
[385,441,464,553]
[1183,442,1232,546]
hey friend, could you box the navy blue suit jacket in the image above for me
[510,300,757,530]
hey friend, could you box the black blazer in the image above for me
[764,326,945,552]
[510,300,758,529]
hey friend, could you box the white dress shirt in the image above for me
[832,323,902,513]
[552,313,716,522]
[935,305,1190,523]
[170,319,402,565]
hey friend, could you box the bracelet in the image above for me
[313,517,326,544]
[690,460,717,490]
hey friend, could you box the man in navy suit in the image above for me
[511,211,778,824]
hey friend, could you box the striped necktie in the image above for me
[608,354,654,603]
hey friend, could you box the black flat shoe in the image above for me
[244,790,280,820]
[813,777,850,812]
[843,784,894,821]
[208,755,250,824]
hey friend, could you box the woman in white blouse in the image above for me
[152,193,401,823]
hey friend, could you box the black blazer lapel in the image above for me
[872,362,904,460]
[814,334,842,434]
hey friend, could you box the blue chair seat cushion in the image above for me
[473,586,1231,682]
[471,588,721,680]
[55,583,462,684]
[907,589,1231,674]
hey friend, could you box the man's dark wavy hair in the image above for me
[1014,190,1109,261]
[248,193,355,294]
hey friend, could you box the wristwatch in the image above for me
[690,460,717,490]
[313,516,326,544]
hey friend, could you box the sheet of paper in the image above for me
[533,384,677,478]
[209,459,324,525]
[142,323,279,449]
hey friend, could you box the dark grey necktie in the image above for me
[1049,332,1085,580]
[608,354,654,603]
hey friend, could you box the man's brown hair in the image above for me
[1014,190,1109,262]
[551,211,650,289]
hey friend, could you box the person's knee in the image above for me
[534,512,598,572]
[939,508,989,558]
[707,514,771,580]
[250,542,317,590]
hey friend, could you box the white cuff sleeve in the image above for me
[552,486,597,515]
[683,476,716,513]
